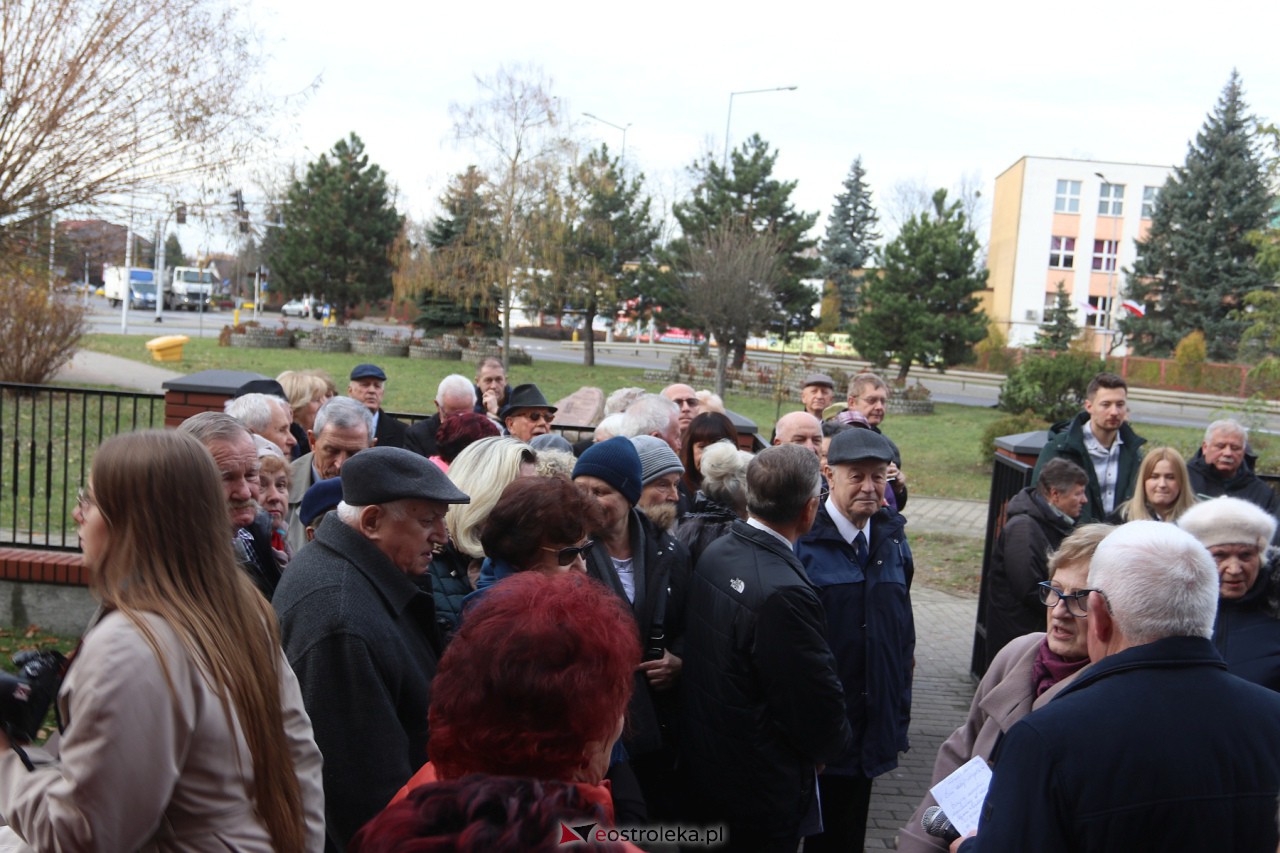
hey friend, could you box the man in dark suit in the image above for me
[348,363,407,449]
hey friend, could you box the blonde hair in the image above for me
[88,431,305,851]
[1047,523,1116,579]
[258,452,291,488]
[277,370,328,418]
[1118,446,1196,523]
[446,437,536,559]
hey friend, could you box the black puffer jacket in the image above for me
[676,492,739,565]
[983,487,1075,666]
[680,520,851,840]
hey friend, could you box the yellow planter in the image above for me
[145,334,190,362]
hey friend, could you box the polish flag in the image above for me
[1121,299,1145,317]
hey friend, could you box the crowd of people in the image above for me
[6,359,1280,852]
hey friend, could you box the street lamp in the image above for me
[723,86,798,169]
[1095,171,1119,353]
[582,112,631,161]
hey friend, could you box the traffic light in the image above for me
[232,190,249,233]
[175,203,187,224]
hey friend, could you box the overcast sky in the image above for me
[200,0,1279,254]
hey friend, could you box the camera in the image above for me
[0,649,67,744]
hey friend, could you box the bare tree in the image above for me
[450,64,569,366]
[0,0,281,243]
[680,221,781,397]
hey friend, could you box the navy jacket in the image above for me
[962,636,1280,853]
[681,520,852,840]
[1214,549,1280,691]
[795,503,915,778]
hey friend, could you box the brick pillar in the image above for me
[162,369,273,428]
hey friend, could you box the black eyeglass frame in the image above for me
[1037,581,1092,618]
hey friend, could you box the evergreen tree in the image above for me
[268,133,403,321]
[411,165,501,332]
[820,156,881,325]
[851,189,988,381]
[1033,281,1079,352]
[163,234,186,268]
[665,134,819,363]
[1120,72,1272,360]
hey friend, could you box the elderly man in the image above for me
[225,392,296,456]
[1032,372,1145,522]
[474,356,510,420]
[957,522,1280,853]
[287,396,373,553]
[794,429,915,853]
[847,372,909,509]
[800,373,835,420]
[772,411,823,458]
[348,363,407,449]
[500,383,556,443]
[982,458,1088,666]
[682,445,852,851]
[273,447,470,852]
[1186,419,1279,515]
[404,374,477,460]
[622,393,683,454]
[662,383,702,433]
[573,437,692,819]
[177,412,281,598]
[631,435,684,532]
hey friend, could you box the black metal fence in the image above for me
[1,383,166,551]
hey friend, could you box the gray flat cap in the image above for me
[826,429,895,465]
[341,446,470,505]
[802,372,835,389]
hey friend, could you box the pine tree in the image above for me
[1120,71,1273,360]
[1033,281,1079,352]
[665,134,819,364]
[820,157,881,325]
[269,133,402,321]
[851,189,988,381]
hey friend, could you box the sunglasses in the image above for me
[542,540,594,566]
[516,410,553,423]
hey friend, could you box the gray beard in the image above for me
[641,502,678,532]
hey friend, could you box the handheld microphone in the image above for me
[922,806,961,842]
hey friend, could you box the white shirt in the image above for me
[824,495,873,548]
[746,516,793,549]
[612,555,636,604]
[1082,421,1123,513]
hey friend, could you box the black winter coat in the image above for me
[1187,448,1280,516]
[983,487,1075,667]
[1214,548,1280,691]
[681,520,852,841]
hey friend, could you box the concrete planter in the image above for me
[409,345,462,361]
[351,340,410,358]
[296,337,351,353]
[229,332,292,349]
[887,399,935,415]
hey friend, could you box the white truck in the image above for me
[167,266,216,311]
[102,266,158,309]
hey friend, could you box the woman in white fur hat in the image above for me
[1179,496,1280,691]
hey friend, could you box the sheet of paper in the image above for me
[929,755,992,836]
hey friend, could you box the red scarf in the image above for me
[1031,638,1089,698]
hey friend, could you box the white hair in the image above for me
[1088,521,1218,644]
[437,373,477,406]
[224,393,289,433]
[594,413,627,442]
[445,436,536,558]
[337,499,409,527]
[605,387,647,416]
[314,395,374,438]
[1204,419,1247,444]
[700,440,752,516]
[619,394,677,437]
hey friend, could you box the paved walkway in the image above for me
[901,497,987,539]
[57,349,182,392]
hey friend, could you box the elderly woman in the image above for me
[1178,496,1280,691]
[677,439,752,563]
[0,430,324,851]
[277,370,328,459]
[356,571,643,850]
[428,436,537,633]
[898,524,1111,853]
[1109,446,1196,523]
[470,476,605,595]
[257,449,293,562]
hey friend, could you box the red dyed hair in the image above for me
[428,573,640,781]
[435,412,501,464]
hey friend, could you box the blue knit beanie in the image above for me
[572,436,643,506]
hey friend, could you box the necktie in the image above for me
[853,531,868,568]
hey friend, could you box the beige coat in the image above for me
[0,610,324,851]
[897,632,1084,853]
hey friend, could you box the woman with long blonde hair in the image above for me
[0,430,323,851]
[1112,446,1196,523]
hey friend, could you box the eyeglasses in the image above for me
[543,540,594,566]
[1037,582,1092,618]
[671,397,699,409]
[75,488,96,513]
[516,411,553,423]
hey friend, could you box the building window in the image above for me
[1055,180,1081,213]
[1084,296,1113,329]
[1099,183,1125,216]
[1092,239,1119,272]
[1142,186,1158,218]
[1049,236,1075,269]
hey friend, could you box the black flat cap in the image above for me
[235,378,286,399]
[341,446,470,505]
[350,363,387,381]
[802,372,835,389]
[499,383,557,420]
[826,429,895,465]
